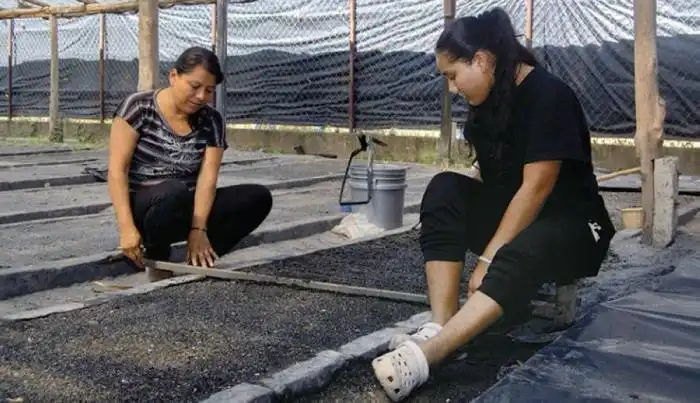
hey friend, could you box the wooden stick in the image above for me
[597,166,642,183]
[146,260,562,320]
[0,0,215,20]
[147,260,430,304]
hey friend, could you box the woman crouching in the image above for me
[107,46,272,281]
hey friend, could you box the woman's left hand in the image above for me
[187,229,218,267]
[468,261,489,297]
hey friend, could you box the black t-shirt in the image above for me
[464,66,600,215]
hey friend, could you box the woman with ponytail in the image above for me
[371,8,615,401]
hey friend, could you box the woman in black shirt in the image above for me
[371,8,615,401]
[107,47,272,281]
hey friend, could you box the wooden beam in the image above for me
[0,0,215,20]
[21,0,50,7]
[138,0,158,91]
[633,0,664,244]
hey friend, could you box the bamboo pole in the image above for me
[0,0,215,20]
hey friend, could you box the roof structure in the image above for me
[0,0,214,19]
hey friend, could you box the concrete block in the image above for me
[393,310,431,331]
[199,383,274,403]
[259,350,346,398]
[0,302,86,321]
[653,156,680,248]
[554,284,578,328]
[338,326,409,359]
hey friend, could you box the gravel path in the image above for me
[0,281,423,403]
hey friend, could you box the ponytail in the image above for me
[436,7,538,138]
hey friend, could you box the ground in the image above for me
[1,138,699,402]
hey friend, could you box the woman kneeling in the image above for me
[107,46,272,280]
[371,8,616,401]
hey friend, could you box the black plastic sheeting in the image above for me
[0,0,697,137]
[474,252,700,403]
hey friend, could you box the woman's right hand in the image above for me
[119,225,144,268]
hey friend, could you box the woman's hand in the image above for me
[187,229,218,267]
[119,225,144,268]
[468,260,489,297]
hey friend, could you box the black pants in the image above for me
[129,180,273,261]
[419,171,615,314]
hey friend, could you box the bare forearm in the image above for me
[192,183,216,229]
[481,186,549,260]
[107,171,136,231]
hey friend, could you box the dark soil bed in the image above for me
[295,332,547,402]
[0,281,423,403]
[249,229,473,294]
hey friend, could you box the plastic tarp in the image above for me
[474,252,700,403]
[0,0,697,137]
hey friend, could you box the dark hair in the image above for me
[173,46,224,85]
[436,8,538,138]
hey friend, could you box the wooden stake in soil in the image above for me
[634,0,665,245]
[48,15,61,143]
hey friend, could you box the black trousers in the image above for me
[419,171,615,314]
[129,180,273,261]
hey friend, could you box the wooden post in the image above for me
[633,0,664,245]
[210,4,216,52]
[525,0,534,50]
[214,0,227,115]
[98,13,105,123]
[48,16,61,142]
[7,19,13,121]
[348,0,357,134]
[439,0,456,169]
[210,4,216,106]
[138,0,159,91]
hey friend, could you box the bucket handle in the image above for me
[339,134,387,206]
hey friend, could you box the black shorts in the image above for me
[418,171,615,314]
